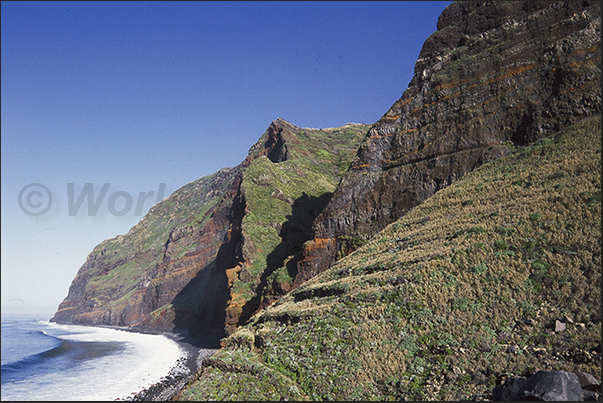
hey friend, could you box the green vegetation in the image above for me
[178,116,601,401]
[231,122,369,319]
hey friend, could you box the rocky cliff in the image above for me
[53,0,600,353]
[295,0,601,286]
[52,165,239,344]
[51,119,368,344]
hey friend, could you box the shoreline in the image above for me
[116,332,218,401]
[47,320,219,401]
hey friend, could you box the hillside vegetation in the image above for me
[177,115,601,401]
[224,121,370,332]
[297,0,600,291]
[53,167,237,324]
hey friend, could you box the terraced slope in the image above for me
[177,116,601,400]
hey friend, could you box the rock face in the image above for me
[175,115,602,400]
[51,119,368,344]
[295,0,601,286]
[52,166,240,345]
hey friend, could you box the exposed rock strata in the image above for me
[295,0,601,286]
[52,119,367,342]
[52,167,241,344]
[52,0,601,345]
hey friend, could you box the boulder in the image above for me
[493,370,600,401]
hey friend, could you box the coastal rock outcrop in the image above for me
[53,0,600,352]
[51,119,368,343]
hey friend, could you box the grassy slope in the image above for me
[177,116,601,401]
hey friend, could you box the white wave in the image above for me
[1,322,186,401]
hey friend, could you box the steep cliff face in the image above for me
[223,119,369,334]
[52,166,239,344]
[296,0,601,286]
[52,0,600,348]
[51,119,368,343]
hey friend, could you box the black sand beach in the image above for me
[117,333,218,401]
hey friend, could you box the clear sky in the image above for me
[1,1,452,317]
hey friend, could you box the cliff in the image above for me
[51,119,368,344]
[295,0,601,286]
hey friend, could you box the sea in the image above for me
[1,314,185,401]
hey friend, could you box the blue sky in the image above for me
[1,1,452,316]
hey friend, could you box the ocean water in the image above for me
[1,314,185,401]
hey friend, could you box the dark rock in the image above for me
[263,120,289,163]
[575,371,601,400]
[493,376,527,401]
[493,370,598,401]
[575,371,600,389]
[519,371,584,401]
